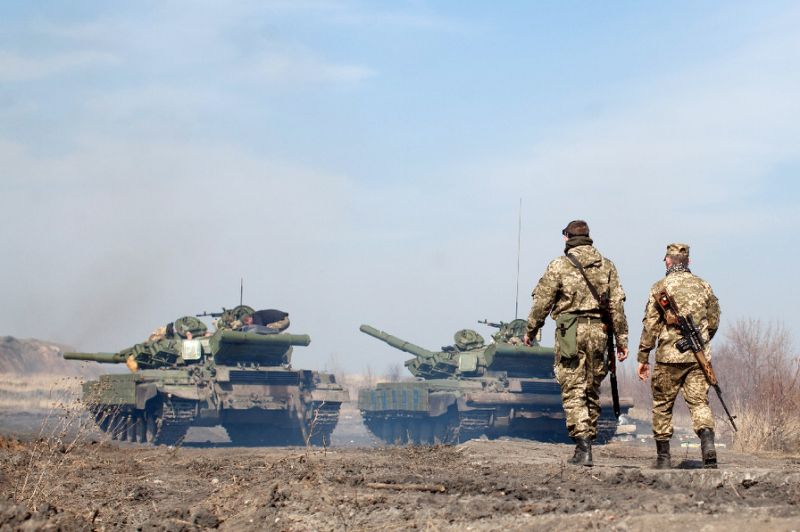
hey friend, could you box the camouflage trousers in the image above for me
[553,320,608,439]
[651,362,714,440]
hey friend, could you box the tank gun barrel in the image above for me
[63,352,127,364]
[359,325,435,358]
[217,331,311,346]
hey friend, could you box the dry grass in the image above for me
[714,319,800,453]
[10,377,103,509]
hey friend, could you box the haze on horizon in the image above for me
[1,1,799,374]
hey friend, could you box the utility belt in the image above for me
[575,315,603,325]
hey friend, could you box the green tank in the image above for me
[64,317,349,447]
[357,321,632,445]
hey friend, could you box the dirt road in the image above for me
[1,433,799,531]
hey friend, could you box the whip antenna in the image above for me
[240,277,244,306]
[515,198,522,319]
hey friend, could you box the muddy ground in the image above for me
[1,414,799,532]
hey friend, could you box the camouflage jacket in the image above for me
[527,244,629,349]
[637,270,720,364]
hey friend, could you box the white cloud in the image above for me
[241,47,375,85]
[0,50,117,82]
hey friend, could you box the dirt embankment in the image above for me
[1,436,799,531]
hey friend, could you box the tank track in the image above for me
[363,410,484,446]
[152,397,197,446]
[306,401,341,446]
[456,410,493,443]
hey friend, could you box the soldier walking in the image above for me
[637,243,721,469]
[525,220,629,466]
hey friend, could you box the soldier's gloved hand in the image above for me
[637,362,650,382]
[524,329,538,346]
[617,346,628,362]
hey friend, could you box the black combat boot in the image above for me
[655,440,671,469]
[698,428,718,469]
[568,437,593,467]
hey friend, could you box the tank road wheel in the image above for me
[96,408,112,433]
[108,413,124,440]
[115,415,127,441]
[127,415,137,442]
[392,420,408,444]
[135,414,147,443]
[432,417,447,444]
[419,420,433,445]
[144,412,158,443]
[120,415,129,441]
[380,420,394,444]
[364,416,383,442]
[408,420,421,444]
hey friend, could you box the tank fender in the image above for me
[136,383,159,410]
[161,385,200,401]
[310,389,350,403]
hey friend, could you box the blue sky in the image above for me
[1,1,799,373]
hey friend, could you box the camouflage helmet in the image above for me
[454,329,485,351]
[174,316,208,338]
[664,243,690,260]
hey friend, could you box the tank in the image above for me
[64,321,349,447]
[357,321,632,445]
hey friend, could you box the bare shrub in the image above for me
[13,375,104,509]
[713,319,800,453]
[363,365,375,389]
[385,363,403,383]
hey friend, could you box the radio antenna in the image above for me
[240,277,244,306]
[515,198,522,319]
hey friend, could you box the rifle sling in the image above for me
[564,253,606,310]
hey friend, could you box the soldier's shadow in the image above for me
[675,459,704,469]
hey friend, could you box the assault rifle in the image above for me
[656,290,738,431]
[477,319,503,328]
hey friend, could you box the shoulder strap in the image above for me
[565,253,604,307]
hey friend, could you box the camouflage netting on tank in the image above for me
[174,316,207,338]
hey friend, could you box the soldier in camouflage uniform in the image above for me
[525,220,629,466]
[637,243,721,469]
